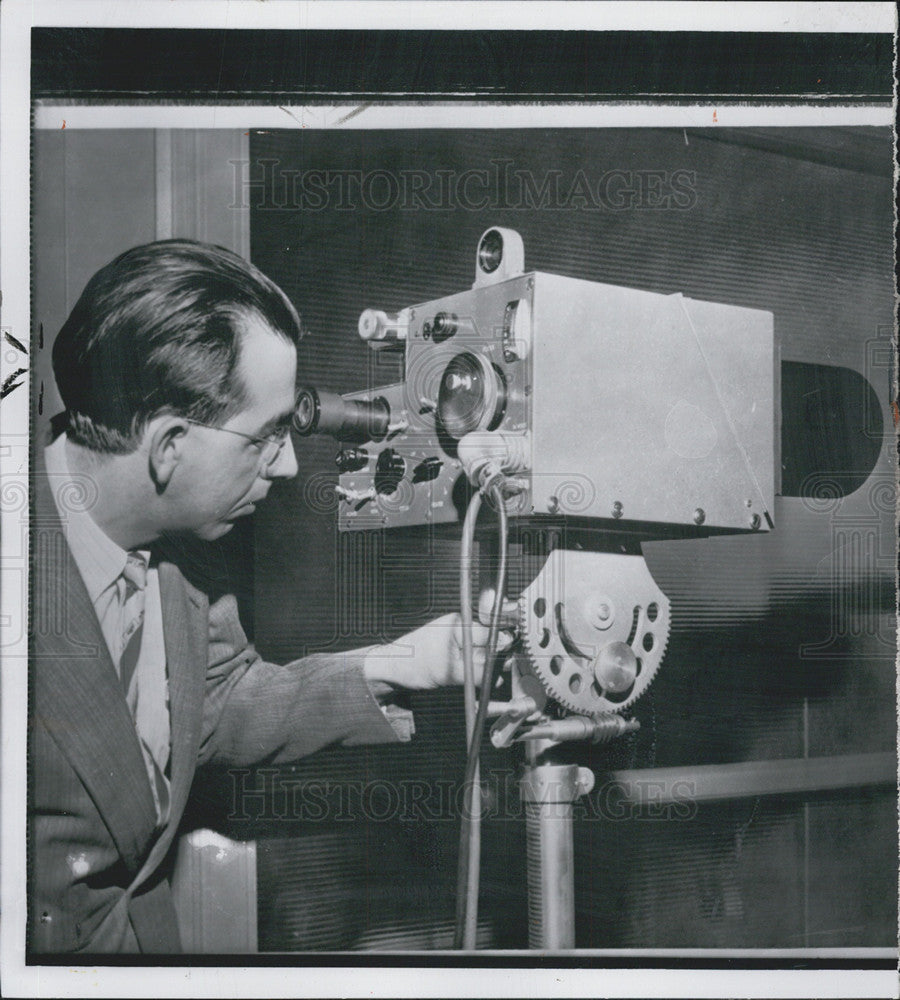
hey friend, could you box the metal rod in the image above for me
[520,761,593,950]
[525,798,575,950]
[607,752,895,806]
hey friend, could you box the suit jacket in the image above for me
[29,466,405,954]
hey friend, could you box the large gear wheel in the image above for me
[518,549,670,716]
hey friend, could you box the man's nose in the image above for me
[267,436,299,480]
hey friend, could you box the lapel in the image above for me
[160,559,207,821]
[31,468,158,874]
[33,460,213,889]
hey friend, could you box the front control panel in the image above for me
[333,272,534,531]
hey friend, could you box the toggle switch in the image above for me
[335,448,370,473]
[412,456,443,483]
[374,448,406,495]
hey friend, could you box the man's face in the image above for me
[171,318,299,540]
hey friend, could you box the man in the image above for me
[30,240,498,953]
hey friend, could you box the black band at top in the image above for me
[31,28,894,102]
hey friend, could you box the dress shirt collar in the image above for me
[43,434,149,603]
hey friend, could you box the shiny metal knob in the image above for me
[592,641,638,693]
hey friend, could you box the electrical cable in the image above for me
[453,488,481,949]
[453,481,509,949]
[458,490,482,745]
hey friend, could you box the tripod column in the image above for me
[520,761,595,949]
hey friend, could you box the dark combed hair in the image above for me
[52,239,303,453]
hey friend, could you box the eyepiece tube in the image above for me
[294,387,391,443]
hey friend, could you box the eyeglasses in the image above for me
[185,419,291,469]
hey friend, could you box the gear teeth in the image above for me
[613,615,669,713]
[522,608,664,717]
[552,681,596,715]
[516,594,531,634]
[519,593,597,715]
[516,555,670,718]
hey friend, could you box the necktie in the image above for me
[118,553,170,824]
[118,551,147,696]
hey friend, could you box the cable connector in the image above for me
[478,464,506,496]
[457,430,531,490]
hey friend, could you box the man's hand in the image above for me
[363,612,514,691]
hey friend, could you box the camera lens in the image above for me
[436,352,507,439]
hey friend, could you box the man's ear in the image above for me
[146,415,190,490]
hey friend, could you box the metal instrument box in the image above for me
[336,270,775,536]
